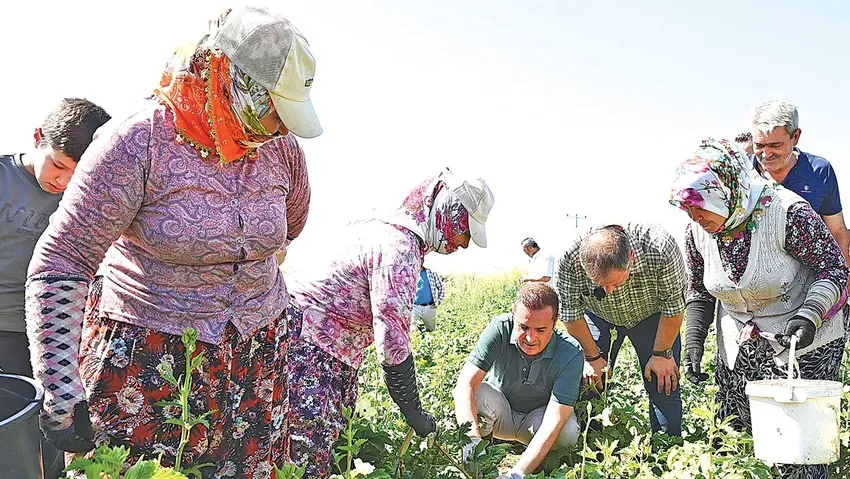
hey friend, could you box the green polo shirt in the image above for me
[468,313,584,413]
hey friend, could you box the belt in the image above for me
[415,302,435,307]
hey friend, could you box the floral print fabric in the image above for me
[289,220,425,368]
[79,279,291,479]
[286,304,358,478]
[670,138,767,236]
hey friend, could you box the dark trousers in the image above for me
[0,330,66,479]
[585,311,683,436]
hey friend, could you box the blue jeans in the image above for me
[585,311,682,436]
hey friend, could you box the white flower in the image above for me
[600,407,612,427]
[352,458,375,476]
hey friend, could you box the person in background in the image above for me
[454,283,582,479]
[556,223,686,437]
[670,137,848,479]
[750,98,850,264]
[734,131,753,156]
[286,171,494,477]
[412,266,445,332]
[0,98,110,479]
[25,6,318,476]
[521,237,555,290]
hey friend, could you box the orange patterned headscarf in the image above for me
[154,43,279,165]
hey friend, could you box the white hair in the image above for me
[751,99,799,137]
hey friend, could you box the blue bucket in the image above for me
[0,373,45,478]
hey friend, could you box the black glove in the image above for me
[383,354,436,437]
[684,299,714,384]
[776,316,816,349]
[44,401,96,453]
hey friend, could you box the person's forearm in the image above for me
[654,313,683,351]
[565,319,600,357]
[453,385,482,438]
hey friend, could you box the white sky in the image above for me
[2,0,849,274]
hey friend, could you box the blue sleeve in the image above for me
[819,163,842,216]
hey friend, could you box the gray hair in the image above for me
[521,237,539,249]
[751,99,799,137]
[579,226,631,280]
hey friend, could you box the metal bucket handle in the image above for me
[776,336,803,403]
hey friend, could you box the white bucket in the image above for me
[745,337,844,465]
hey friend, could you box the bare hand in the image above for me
[644,356,680,396]
[584,357,611,390]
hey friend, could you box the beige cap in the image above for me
[211,5,322,138]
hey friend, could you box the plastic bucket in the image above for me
[0,373,45,478]
[745,338,844,465]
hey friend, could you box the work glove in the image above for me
[383,354,437,437]
[776,316,816,350]
[462,437,485,478]
[497,470,526,479]
[44,401,96,453]
[684,299,714,384]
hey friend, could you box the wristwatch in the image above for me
[652,348,673,359]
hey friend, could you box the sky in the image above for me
[2,0,848,275]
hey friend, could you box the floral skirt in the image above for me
[286,304,359,478]
[715,328,847,479]
[79,278,290,479]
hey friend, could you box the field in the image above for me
[335,271,850,479]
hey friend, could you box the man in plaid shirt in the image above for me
[556,223,686,436]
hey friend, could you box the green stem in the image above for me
[174,350,193,472]
[345,414,354,475]
[434,440,473,479]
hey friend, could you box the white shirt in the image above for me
[527,249,556,290]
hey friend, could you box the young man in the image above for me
[556,223,686,437]
[750,98,850,264]
[454,283,583,479]
[521,237,556,290]
[0,98,110,479]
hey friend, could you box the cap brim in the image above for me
[270,93,322,139]
[469,217,487,248]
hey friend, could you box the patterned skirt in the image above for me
[286,304,359,478]
[79,278,290,479]
[715,315,849,479]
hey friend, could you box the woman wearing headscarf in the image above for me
[669,138,848,479]
[286,170,494,477]
[25,6,319,477]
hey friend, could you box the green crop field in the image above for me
[339,271,850,479]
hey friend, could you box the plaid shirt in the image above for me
[424,268,445,306]
[556,223,686,328]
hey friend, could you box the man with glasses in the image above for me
[555,223,686,436]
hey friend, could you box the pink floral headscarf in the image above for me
[669,138,767,236]
[382,171,471,254]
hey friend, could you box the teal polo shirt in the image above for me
[468,313,584,413]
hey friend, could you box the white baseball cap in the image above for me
[211,6,322,138]
[443,174,494,248]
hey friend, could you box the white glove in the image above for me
[462,437,483,464]
[497,469,526,479]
